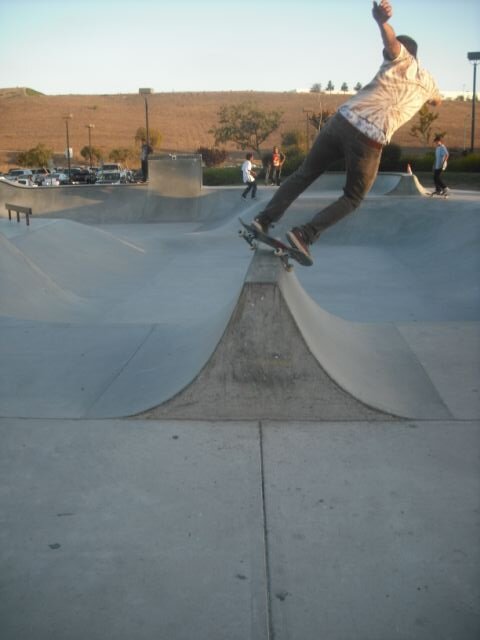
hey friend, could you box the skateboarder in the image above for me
[140,138,153,182]
[241,152,258,199]
[251,0,442,260]
[432,134,449,196]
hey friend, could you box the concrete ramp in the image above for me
[279,270,451,419]
[143,247,450,421]
[143,249,388,421]
[0,171,425,228]
[0,230,92,322]
[306,172,426,196]
[1,178,477,422]
[0,179,247,224]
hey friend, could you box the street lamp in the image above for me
[139,88,153,145]
[467,52,480,152]
[63,113,73,181]
[86,124,95,167]
[303,108,313,151]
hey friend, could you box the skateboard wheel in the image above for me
[274,248,284,257]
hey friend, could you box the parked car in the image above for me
[41,175,61,187]
[101,163,123,172]
[95,170,123,185]
[70,167,96,184]
[100,163,127,183]
[47,172,70,185]
[5,168,33,182]
[16,177,38,187]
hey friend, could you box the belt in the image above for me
[337,112,384,151]
[360,134,384,151]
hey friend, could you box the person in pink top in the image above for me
[252,0,442,262]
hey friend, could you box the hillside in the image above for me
[0,87,475,171]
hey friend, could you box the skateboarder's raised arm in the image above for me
[372,0,401,60]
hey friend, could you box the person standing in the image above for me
[251,0,442,262]
[269,146,286,186]
[432,134,449,195]
[140,138,153,182]
[241,152,258,199]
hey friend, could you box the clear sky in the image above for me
[0,0,478,95]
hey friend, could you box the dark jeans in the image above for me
[242,180,257,198]
[433,169,447,192]
[141,159,149,182]
[257,113,382,244]
[271,166,282,185]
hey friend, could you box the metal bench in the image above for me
[5,203,33,226]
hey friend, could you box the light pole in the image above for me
[139,88,153,145]
[467,52,480,152]
[63,113,73,181]
[86,124,95,168]
[303,109,313,151]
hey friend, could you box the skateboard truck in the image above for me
[238,218,313,271]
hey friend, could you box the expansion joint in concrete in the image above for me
[258,420,274,640]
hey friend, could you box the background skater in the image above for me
[432,134,449,196]
[140,138,153,182]
[268,146,286,186]
[241,152,258,200]
[252,0,442,262]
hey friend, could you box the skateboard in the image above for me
[429,190,449,199]
[238,218,313,271]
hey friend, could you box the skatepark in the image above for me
[1,155,479,639]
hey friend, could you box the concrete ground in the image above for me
[0,169,479,639]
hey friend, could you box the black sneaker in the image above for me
[286,227,311,259]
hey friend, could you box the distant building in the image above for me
[440,90,474,100]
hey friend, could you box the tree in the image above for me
[134,127,161,148]
[17,143,53,167]
[281,130,305,148]
[308,107,333,132]
[210,101,283,154]
[80,145,103,165]
[409,103,440,145]
[354,82,363,92]
[310,83,322,93]
[109,147,136,167]
[341,82,349,94]
[278,130,306,176]
[326,80,335,94]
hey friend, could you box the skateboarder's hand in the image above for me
[372,0,393,24]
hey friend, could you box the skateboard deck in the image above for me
[429,191,449,199]
[238,218,313,270]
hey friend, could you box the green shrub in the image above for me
[282,149,305,176]
[379,143,402,171]
[202,152,479,186]
[197,147,227,167]
[203,166,243,186]
[405,152,480,173]
[450,153,480,172]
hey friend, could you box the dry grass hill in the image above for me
[0,87,474,171]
